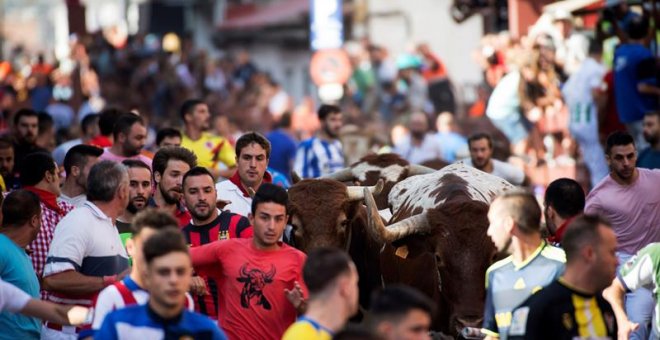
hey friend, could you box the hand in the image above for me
[618,319,639,340]
[284,281,305,310]
[190,276,209,296]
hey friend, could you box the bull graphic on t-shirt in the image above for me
[237,263,276,310]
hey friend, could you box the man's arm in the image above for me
[603,278,639,340]
[21,299,90,326]
[42,270,112,295]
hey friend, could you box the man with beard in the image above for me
[393,112,443,165]
[482,190,565,340]
[181,166,252,320]
[11,109,46,179]
[149,147,197,227]
[216,132,272,217]
[99,113,151,167]
[585,131,660,340]
[294,104,345,178]
[0,137,16,191]
[637,111,660,169]
[462,133,525,186]
[116,160,153,245]
[59,145,103,207]
[180,99,236,179]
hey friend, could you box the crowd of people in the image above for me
[0,1,659,340]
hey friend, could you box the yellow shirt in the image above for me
[282,320,333,340]
[181,132,236,170]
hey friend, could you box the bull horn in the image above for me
[322,167,354,182]
[406,164,436,176]
[347,179,384,201]
[291,171,302,184]
[364,187,431,243]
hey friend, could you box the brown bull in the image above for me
[287,179,385,310]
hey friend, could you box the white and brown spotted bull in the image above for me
[363,162,514,335]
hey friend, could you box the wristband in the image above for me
[102,275,117,287]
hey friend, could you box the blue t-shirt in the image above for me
[96,304,226,340]
[613,44,657,123]
[266,129,297,177]
[637,147,660,170]
[0,234,40,340]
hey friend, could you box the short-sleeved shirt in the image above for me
[0,234,40,339]
[0,279,30,313]
[181,132,236,170]
[508,279,617,340]
[282,317,333,340]
[585,168,660,255]
[182,211,252,319]
[96,304,226,340]
[619,243,660,335]
[99,148,152,168]
[482,242,565,339]
[44,201,130,309]
[190,239,307,340]
[294,137,345,178]
[461,159,525,186]
[637,148,660,170]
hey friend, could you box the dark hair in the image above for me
[304,248,353,296]
[13,108,38,126]
[562,214,612,263]
[152,147,197,178]
[63,144,103,176]
[544,178,585,219]
[122,159,152,173]
[98,108,124,136]
[627,15,650,40]
[19,152,56,186]
[0,137,13,150]
[318,104,341,121]
[2,190,40,227]
[81,114,99,135]
[605,131,635,154]
[183,166,215,188]
[251,183,288,215]
[468,132,493,149]
[37,113,54,136]
[86,160,128,202]
[235,132,271,159]
[495,190,542,234]
[143,228,189,265]
[156,128,182,146]
[130,209,178,236]
[113,113,144,139]
[180,99,206,121]
[369,285,435,325]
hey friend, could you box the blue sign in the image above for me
[310,0,343,50]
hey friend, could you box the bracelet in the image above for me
[102,275,117,287]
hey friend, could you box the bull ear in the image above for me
[291,171,301,184]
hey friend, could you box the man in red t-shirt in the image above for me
[190,183,307,340]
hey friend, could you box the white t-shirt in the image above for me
[460,159,525,186]
[0,278,31,313]
[394,134,443,165]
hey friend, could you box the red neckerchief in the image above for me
[24,186,62,214]
[229,171,273,198]
[547,216,576,245]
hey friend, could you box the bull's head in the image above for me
[323,153,435,209]
[288,179,383,252]
[364,188,497,336]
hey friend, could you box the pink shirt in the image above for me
[99,148,152,168]
[585,168,660,255]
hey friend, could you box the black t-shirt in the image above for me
[508,279,617,340]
